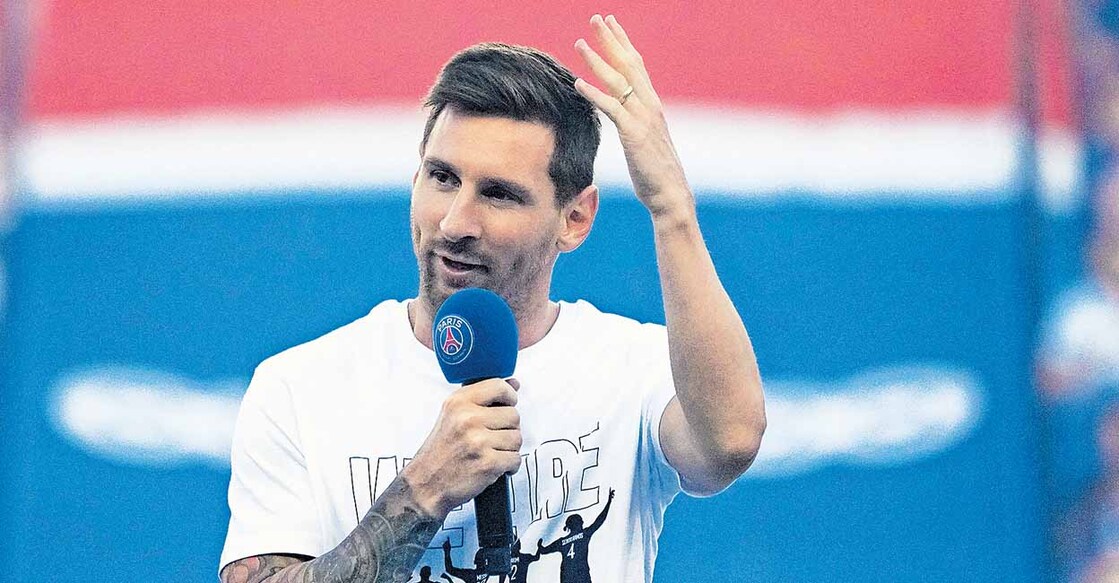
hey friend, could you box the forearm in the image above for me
[444,565,471,580]
[223,474,443,583]
[652,199,766,464]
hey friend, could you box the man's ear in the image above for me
[557,184,599,253]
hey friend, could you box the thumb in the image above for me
[506,377,521,391]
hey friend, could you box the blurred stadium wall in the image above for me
[0,1,1096,581]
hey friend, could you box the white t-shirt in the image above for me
[220,299,682,582]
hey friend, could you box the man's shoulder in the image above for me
[257,299,407,377]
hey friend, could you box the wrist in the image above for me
[645,187,696,229]
[650,202,699,238]
[399,462,452,519]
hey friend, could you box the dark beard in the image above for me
[417,238,491,313]
[415,237,555,320]
[417,251,453,315]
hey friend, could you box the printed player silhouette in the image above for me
[508,537,542,583]
[442,539,507,583]
[411,566,437,583]
[539,488,615,583]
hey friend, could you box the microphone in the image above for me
[432,288,518,576]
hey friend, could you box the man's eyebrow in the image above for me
[423,157,457,174]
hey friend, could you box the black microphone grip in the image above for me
[474,475,514,575]
[461,376,515,576]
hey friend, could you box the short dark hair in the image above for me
[420,43,601,206]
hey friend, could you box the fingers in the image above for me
[448,378,522,446]
[583,14,656,102]
[462,377,518,407]
[494,449,523,475]
[453,410,521,463]
[575,78,628,122]
[574,38,629,96]
[603,14,636,54]
[490,428,523,453]
[482,405,520,431]
[590,14,632,74]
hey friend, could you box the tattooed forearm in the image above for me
[220,475,444,583]
[221,555,306,583]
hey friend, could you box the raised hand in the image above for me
[573,14,693,223]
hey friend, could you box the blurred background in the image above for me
[0,0,1114,581]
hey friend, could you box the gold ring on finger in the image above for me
[617,85,635,105]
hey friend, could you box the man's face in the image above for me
[411,108,564,315]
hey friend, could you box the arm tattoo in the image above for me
[221,555,306,583]
[221,475,443,583]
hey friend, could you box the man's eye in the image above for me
[430,169,452,184]
[483,187,519,202]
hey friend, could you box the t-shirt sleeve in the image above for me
[219,361,321,575]
[638,325,683,500]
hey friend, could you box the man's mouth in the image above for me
[438,254,486,274]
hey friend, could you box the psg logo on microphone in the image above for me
[435,313,474,365]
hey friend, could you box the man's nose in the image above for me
[438,189,482,241]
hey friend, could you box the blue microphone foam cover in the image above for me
[432,288,519,384]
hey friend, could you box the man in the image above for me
[219,14,765,583]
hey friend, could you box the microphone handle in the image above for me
[475,475,514,575]
[460,376,514,575]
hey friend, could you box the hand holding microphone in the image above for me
[400,288,520,575]
[403,376,521,517]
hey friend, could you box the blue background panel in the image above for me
[2,190,1041,582]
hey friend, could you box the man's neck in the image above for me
[409,295,561,351]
